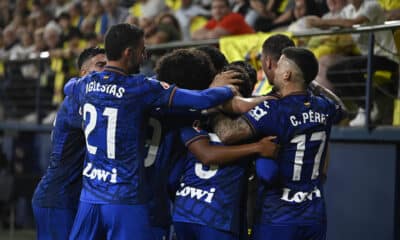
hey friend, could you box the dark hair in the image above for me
[155,49,216,90]
[104,23,144,61]
[77,47,105,70]
[282,47,318,85]
[262,34,295,61]
[230,61,257,97]
[57,12,70,21]
[196,45,228,73]
[213,0,230,7]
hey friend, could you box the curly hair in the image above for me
[155,48,217,90]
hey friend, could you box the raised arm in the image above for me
[171,85,237,110]
[309,81,348,124]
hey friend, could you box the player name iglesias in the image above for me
[86,80,125,98]
[290,110,328,127]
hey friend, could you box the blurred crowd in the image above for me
[0,0,399,125]
[0,0,398,61]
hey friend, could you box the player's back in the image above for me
[32,94,85,209]
[173,124,249,235]
[72,67,176,204]
[246,92,342,225]
[145,114,193,228]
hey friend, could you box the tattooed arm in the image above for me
[211,114,254,145]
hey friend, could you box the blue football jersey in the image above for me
[32,91,85,209]
[68,66,234,205]
[243,92,343,225]
[145,114,194,228]
[173,124,249,235]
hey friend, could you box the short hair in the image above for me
[282,47,318,85]
[155,49,216,90]
[213,0,230,7]
[77,47,105,70]
[196,45,228,73]
[262,34,295,61]
[104,23,144,61]
[230,61,257,97]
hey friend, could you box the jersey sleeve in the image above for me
[64,96,82,129]
[255,157,279,183]
[242,100,279,137]
[171,86,234,110]
[180,121,209,147]
[63,77,79,96]
[142,77,178,108]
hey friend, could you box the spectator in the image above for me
[145,12,182,45]
[0,0,12,29]
[43,21,63,52]
[129,0,167,20]
[99,0,129,35]
[302,0,354,90]
[0,25,20,60]
[307,0,399,126]
[379,0,400,20]
[175,0,210,41]
[267,0,319,31]
[67,2,84,28]
[57,12,81,45]
[30,28,47,58]
[10,31,34,60]
[192,0,254,40]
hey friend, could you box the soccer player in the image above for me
[31,47,106,240]
[213,47,345,240]
[255,34,295,97]
[147,49,276,240]
[171,63,274,240]
[67,24,240,240]
[144,48,221,240]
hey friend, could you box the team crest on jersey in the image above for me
[249,105,268,121]
[192,120,202,132]
[160,81,170,89]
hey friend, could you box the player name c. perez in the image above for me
[290,110,328,127]
[85,80,125,98]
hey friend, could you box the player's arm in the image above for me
[309,81,348,124]
[147,78,238,110]
[218,95,277,114]
[186,136,278,165]
[171,85,238,110]
[212,114,254,144]
[255,157,279,183]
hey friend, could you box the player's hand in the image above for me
[210,70,243,88]
[258,136,279,159]
[226,84,240,96]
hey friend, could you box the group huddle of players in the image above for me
[31,23,344,240]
